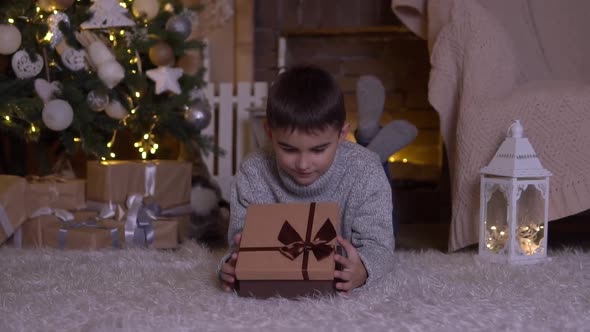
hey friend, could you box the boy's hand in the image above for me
[219,233,241,292]
[333,236,368,292]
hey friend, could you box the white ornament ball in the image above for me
[0,24,22,55]
[105,100,129,120]
[132,0,160,20]
[42,99,74,131]
[98,60,125,89]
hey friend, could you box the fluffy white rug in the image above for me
[1,243,589,331]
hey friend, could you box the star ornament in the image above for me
[146,66,184,95]
[81,0,136,29]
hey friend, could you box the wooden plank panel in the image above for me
[202,83,216,174]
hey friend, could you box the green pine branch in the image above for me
[0,0,215,166]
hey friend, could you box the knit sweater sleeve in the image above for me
[349,154,395,285]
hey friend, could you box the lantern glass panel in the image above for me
[484,183,509,254]
[515,183,545,256]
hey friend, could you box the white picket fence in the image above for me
[202,82,268,200]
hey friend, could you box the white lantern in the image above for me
[479,120,552,264]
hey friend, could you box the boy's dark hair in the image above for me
[266,65,345,133]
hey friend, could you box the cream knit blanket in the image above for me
[393,0,590,250]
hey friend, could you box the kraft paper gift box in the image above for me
[42,223,121,250]
[25,176,86,215]
[100,218,180,249]
[86,160,191,211]
[19,210,99,248]
[235,202,340,299]
[0,175,26,246]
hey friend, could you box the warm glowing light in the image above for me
[119,30,125,36]
[7,18,14,24]
[134,129,159,158]
[43,31,54,42]
[388,156,395,162]
[101,157,106,161]
[36,7,40,13]
[109,34,115,42]
[402,158,408,163]
[119,2,127,8]
[110,152,116,158]
[135,92,140,98]
[164,3,174,12]
[30,125,37,132]
[107,142,113,148]
[4,116,10,121]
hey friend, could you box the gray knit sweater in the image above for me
[224,140,395,285]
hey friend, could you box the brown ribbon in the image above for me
[239,202,337,280]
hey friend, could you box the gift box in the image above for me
[86,160,191,211]
[19,210,98,248]
[235,202,340,299]
[26,176,86,215]
[0,175,27,245]
[100,218,179,249]
[42,221,122,250]
[176,215,192,243]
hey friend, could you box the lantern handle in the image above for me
[508,120,523,138]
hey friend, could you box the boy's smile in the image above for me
[269,124,349,186]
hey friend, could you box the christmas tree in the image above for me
[0,0,215,173]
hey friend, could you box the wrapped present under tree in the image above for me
[0,0,231,175]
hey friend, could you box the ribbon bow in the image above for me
[125,194,160,247]
[278,219,336,261]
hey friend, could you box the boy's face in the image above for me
[268,124,350,186]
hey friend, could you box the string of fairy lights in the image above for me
[1,0,215,161]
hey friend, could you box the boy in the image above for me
[219,65,395,293]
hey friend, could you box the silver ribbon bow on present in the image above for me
[124,194,160,248]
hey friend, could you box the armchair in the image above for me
[393,0,590,250]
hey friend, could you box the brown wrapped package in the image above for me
[19,210,99,248]
[235,202,340,299]
[26,176,86,215]
[33,210,121,250]
[100,218,179,249]
[176,215,192,243]
[86,160,191,210]
[0,175,27,245]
